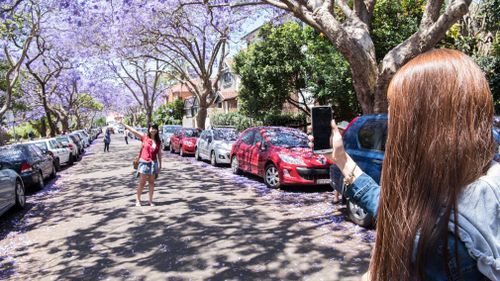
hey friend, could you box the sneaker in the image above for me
[135,201,141,207]
[149,202,155,206]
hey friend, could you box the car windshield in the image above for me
[163,126,180,133]
[213,129,237,141]
[0,146,24,161]
[184,129,199,137]
[264,128,309,148]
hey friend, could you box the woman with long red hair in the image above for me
[310,49,499,280]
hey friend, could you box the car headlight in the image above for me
[278,153,305,165]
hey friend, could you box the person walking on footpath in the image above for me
[103,127,111,152]
[124,128,129,145]
[121,123,162,206]
[309,49,499,280]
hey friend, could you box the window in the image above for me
[253,131,264,145]
[222,72,233,89]
[29,145,44,159]
[49,140,58,149]
[241,130,255,145]
[357,120,387,151]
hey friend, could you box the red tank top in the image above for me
[140,135,160,161]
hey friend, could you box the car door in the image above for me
[249,131,267,175]
[237,130,255,172]
[30,145,51,178]
[53,140,69,163]
[198,131,208,159]
[173,131,181,151]
[204,131,213,159]
[0,169,11,214]
[348,119,387,184]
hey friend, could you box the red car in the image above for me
[170,128,201,156]
[230,127,332,188]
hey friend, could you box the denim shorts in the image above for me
[137,160,158,175]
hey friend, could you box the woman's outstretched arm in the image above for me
[121,123,144,139]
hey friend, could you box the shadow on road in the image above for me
[0,134,373,280]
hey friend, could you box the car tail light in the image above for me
[20,162,33,173]
[48,151,54,158]
[68,144,73,149]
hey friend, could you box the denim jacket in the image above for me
[345,161,500,281]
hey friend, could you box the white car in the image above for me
[55,136,80,162]
[26,139,73,170]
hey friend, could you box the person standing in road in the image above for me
[124,128,129,145]
[103,128,111,152]
[122,123,162,206]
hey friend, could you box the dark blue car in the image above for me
[0,144,56,190]
[330,114,387,227]
[331,114,500,228]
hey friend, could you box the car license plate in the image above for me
[316,179,330,184]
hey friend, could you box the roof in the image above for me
[219,89,238,100]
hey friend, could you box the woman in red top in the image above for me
[122,123,162,206]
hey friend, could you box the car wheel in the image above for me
[68,155,74,166]
[35,171,44,190]
[54,158,61,171]
[347,199,374,228]
[180,146,184,157]
[231,156,242,175]
[170,145,175,153]
[264,164,281,189]
[14,179,26,209]
[211,151,218,167]
[195,148,201,161]
[49,164,57,179]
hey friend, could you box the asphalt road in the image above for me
[0,134,374,281]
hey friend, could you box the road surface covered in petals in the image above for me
[0,134,374,281]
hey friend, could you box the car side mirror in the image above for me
[256,142,263,149]
[208,137,213,143]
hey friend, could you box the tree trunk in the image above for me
[196,98,208,129]
[146,107,153,126]
[40,117,47,137]
[44,107,57,137]
[61,115,69,133]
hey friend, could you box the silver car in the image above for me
[195,128,238,166]
[161,125,182,150]
[0,168,25,216]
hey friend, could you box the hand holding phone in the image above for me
[311,106,333,154]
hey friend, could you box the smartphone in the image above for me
[311,106,333,154]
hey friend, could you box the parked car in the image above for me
[26,138,73,170]
[330,114,386,227]
[76,130,92,145]
[0,144,56,190]
[195,128,238,166]
[170,128,201,156]
[68,134,84,154]
[230,127,332,188]
[55,135,80,162]
[72,131,89,148]
[332,114,500,228]
[0,168,25,216]
[160,125,182,150]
